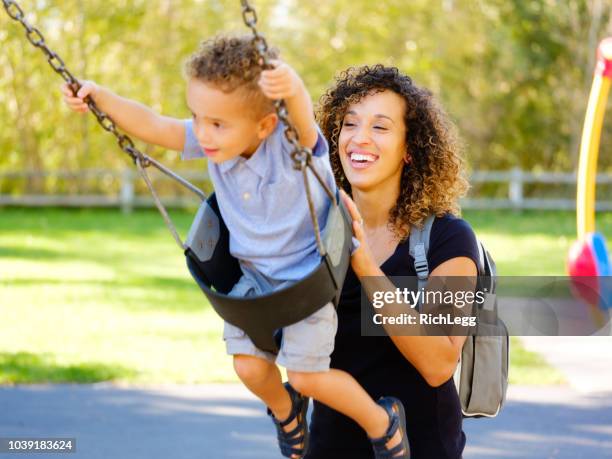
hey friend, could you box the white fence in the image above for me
[1,168,612,212]
[466,168,612,211]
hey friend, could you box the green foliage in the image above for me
[1,0,611,194]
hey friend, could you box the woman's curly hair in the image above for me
[317,65,469,240]
[185,34,279,117]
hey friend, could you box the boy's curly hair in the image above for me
[317,65,469,240]
[185,34,279,117]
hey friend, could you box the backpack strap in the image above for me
[409,215,436,296]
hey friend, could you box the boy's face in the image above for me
[187,78,274,163]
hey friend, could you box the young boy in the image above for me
[62,35,409,459]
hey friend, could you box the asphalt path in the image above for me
[1,383,611,458]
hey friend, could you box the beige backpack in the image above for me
[409,216,509,418]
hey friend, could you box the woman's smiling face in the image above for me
[338,90,408,192]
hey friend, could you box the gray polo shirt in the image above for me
[183,120,336,281]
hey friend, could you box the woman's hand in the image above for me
[340,190,378,277]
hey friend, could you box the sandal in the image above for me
[369,396,410,458]
[267,382,310,458]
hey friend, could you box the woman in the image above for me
[306,65,480,458]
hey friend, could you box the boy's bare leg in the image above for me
[233,356,403,455]
[233,355,304,458]
[288,369,404,452]
[233,354,292,418]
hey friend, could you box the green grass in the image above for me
[3,207,609,385]
[0,352,136,383]
[507,337,565,385]
[0,207,231,384]
[464,209,612,275]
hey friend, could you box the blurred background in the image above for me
[1,1,612,457]
[1,0,612,196]
[1,0,611,384]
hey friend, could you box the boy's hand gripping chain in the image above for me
[2,0,207,250]
[2,0,142,166]
[240,0,334,256]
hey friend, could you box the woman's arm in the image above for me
[361,258,475,387]
[341,191,477,387]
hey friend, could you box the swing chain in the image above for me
[1,0,150,168]
[240,0,336,258]
[240,0,312,172]
[2,0,209,251]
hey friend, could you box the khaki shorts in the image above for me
[223,267,337,372]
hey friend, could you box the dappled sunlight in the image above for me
[1,208,593,384]
[1,258,118,281]
[574,424,612,435]
[477,233,572,274]
[140,401,262,418]
[495,430,612,448]
[462,210,612,275]
[464,445,525,457]
[0,351,136,384]
[508,338,566,385]
[0,268,233,383]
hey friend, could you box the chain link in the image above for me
[240,0,335,256]
[3,0,319,179]
[2,0,338,255]
[25,27,44,47]
[2,0,147,166]
[2,0,209,250]
[240,0,313,172]
[4,0,22,20]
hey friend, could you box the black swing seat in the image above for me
[184,191,353,354]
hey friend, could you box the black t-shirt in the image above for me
[305,214,480,459]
